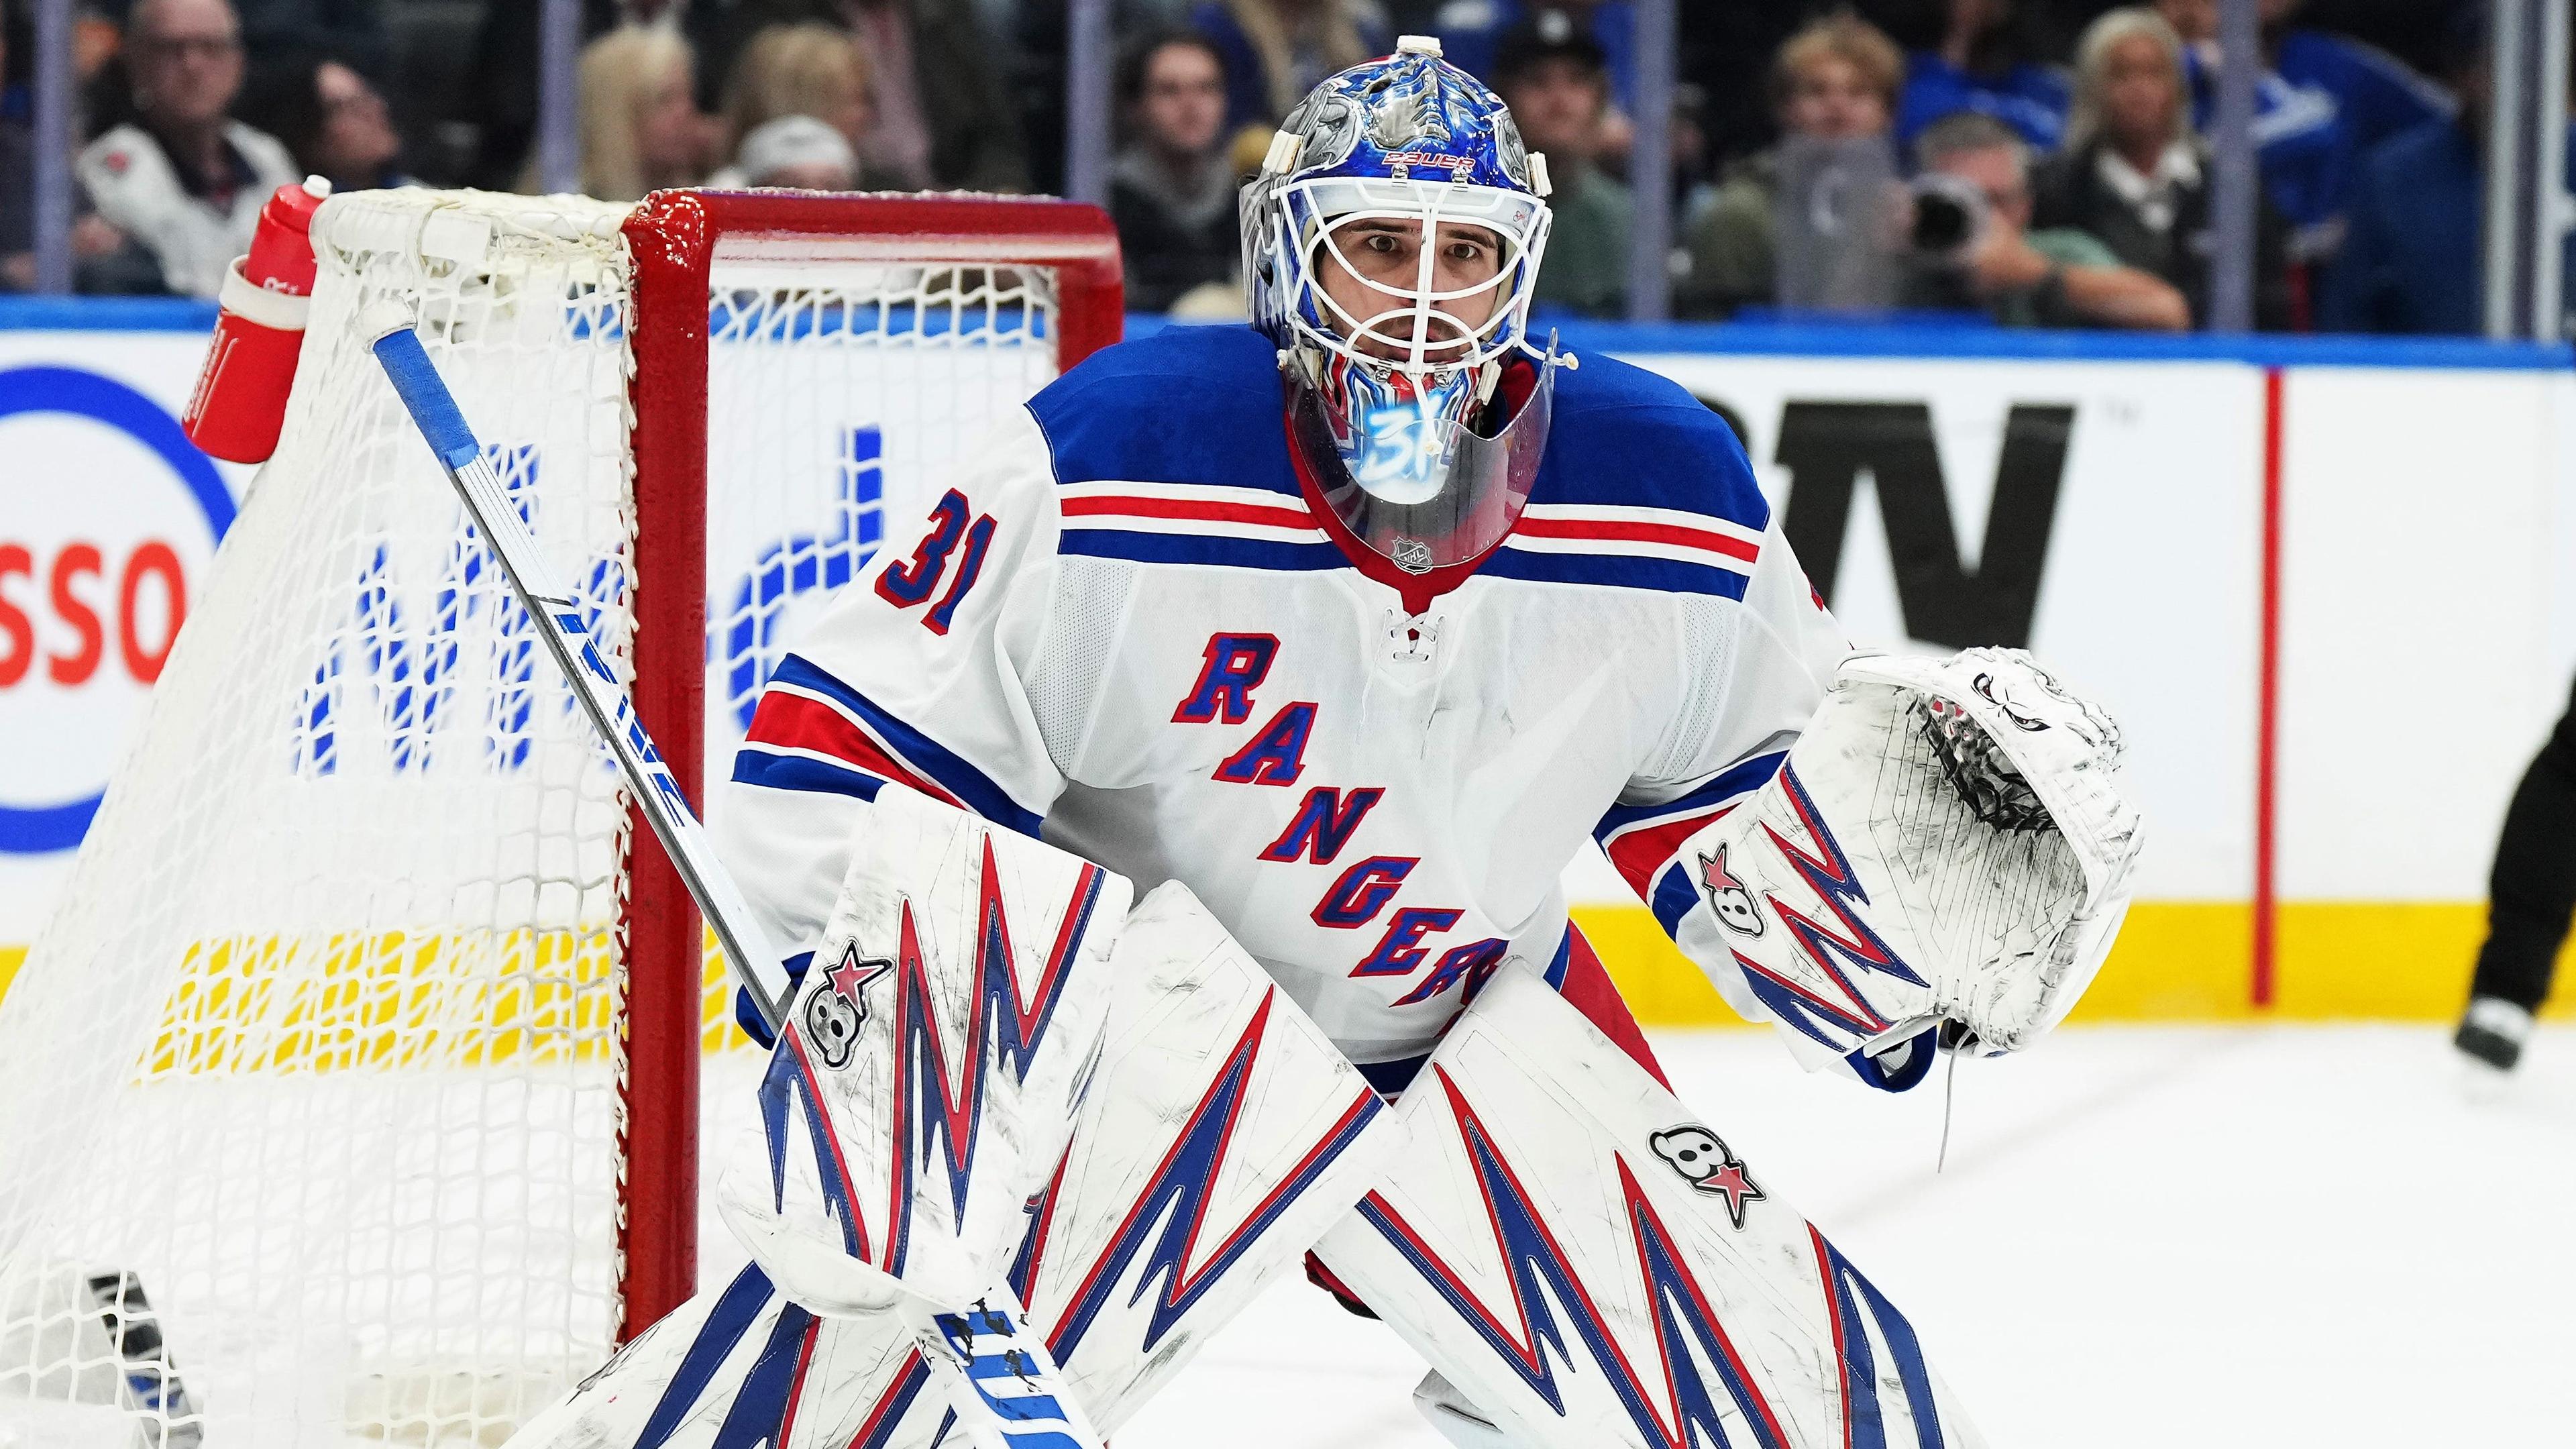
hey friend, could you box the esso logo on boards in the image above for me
[0,366,234,854]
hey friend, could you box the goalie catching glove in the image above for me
[1685,647,2141,1071]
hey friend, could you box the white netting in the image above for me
[0,188,1070,1447]
[700,256,1060,756]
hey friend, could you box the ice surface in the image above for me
[1090,1024,2576,1449]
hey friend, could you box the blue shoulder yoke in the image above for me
[1027,323,1770,532]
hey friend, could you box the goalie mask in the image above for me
[1245,37,1560,576]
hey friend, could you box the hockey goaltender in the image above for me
[506,36,2144,1449]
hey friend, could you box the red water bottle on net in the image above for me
[182,174,332,464]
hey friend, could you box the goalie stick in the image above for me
[364,301,789,1038]
[360,301,1108,1449]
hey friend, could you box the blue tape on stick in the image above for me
[370,326,482,470]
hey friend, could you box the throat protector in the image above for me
[1289,347,1558,575]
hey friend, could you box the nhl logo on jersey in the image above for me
[1648,1125,1765,1229]
[800,941,892,1071]
[1391,535,1434,574]
[1696,844,1764,936]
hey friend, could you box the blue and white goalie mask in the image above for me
[1245,38,1560,576]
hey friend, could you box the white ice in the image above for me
[1083,1024,2576,1449]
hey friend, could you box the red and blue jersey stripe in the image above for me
[1053,480,1345,573]
[734,652,1042,837]
[1593,749,1788,932]
[1487,503,1762,600]
[1024,324,1776,594]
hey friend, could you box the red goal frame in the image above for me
[614,191,1123,1338]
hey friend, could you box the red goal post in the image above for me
[0,186,1122,1447]
[618,191,1124,1339]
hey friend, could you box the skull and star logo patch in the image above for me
[799,941,892,1070]
[1696,843,1764,936]
[1649,1125,1766,1230]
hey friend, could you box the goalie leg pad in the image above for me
[716,783,1134,1314]
[568,876,1394,1449]
[500,1263,934,1449]
[1314,966,1986,1449]
[1008,880,1401,1433]
[1415,1368,1524,1449]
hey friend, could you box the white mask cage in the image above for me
[1270,174,1553,379]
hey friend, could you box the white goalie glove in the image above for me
[1686,647,2141,1069]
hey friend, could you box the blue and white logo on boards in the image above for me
[0,366,233,853]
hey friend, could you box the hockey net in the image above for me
[0,188,1120,1447]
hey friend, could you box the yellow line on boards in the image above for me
[1572,901,2576,1026]
[5,903,2572,1060]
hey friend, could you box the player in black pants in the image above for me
[2457,674,2576,1070]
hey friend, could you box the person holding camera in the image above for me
[1902,111,2189,331]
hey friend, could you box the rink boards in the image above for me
[1562,331,2576,1024]
[1,301,2572,1036]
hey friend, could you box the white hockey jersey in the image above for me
[720,324,1926,1091]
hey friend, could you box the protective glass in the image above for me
[1289,350,1557,575]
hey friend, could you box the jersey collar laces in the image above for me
[1246,36,1573,580]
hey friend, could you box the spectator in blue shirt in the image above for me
[2157,0,2451,262]
[1189,0,1387,136]
[2322,7,2566,335]
[1896,0,2070,153]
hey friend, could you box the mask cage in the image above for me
[1269,174,1552,379]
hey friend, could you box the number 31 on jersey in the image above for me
[875,489,996,635]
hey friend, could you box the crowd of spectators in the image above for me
[1674,0,2477,333]
[0,0,2532,339]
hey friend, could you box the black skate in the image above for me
[2455,995,2535,1073]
